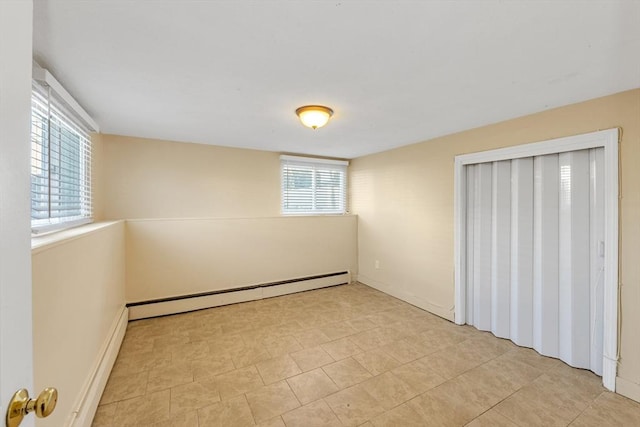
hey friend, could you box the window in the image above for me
[281,155,348,214]
[31,67,98,233]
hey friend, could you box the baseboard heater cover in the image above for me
[127,271,350,320]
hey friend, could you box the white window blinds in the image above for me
[31,73,95,232]
[281,155,348,214]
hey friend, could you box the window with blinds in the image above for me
[281,155,348,214]
[31,78,93,232]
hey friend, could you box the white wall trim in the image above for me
[616,376,640,403]
[128,272,351,320]
[357,274,455,322]
[67,306,128,427]
[453,128,619,391]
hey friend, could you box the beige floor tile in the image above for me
[198,394,256,427]
[465,408,518,426]
[110,350,172,378]
[230,344,272,368]
[221,320,255,335]
[475,353,544,391]
[290,345,335,372]
[494,373,599,426]
[103,283,627,427]
[119,335,155,354]
[292,329,332,348]
[113,389,171,426]
[191,353,235,380]
[408,385,486,427]
[147,362,194,393]
[322,357,373,389]
[371,403,425,427]
[321,337,364,360]
[319,321,358,340]
[413,327,468,355]
[287,368,339,404]
[345,317,377,332]
[440,369,515,411]
[207,332,246,354]
[255,416,285,427]
[171,340,211,363]
[391,358,447,395]
[349,328,395,351]
[362,371,416,410]
[246,380,301,423]
[570,391,640,426]
[215,365,265,400]
[153,410,199,427]
[552,363,604,402]
[153,333,191,351]
[364,312,395,326]
[380,338,426,364]
[353,348,401,376]
[100,370,148,404]
[170,378,220,414]
[270,321,304,337]
[421,340,490,379]
[188,325,223,342]
[91,403,117,427]
[281,400,341,427]
[262,335,302,357]
[255,354,302,384]
[324,384,385,426]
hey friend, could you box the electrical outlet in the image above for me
[375,260,380,269]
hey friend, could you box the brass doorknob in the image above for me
[6,387,58,427]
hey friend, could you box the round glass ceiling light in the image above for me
[295,105,334,130]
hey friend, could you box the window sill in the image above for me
[31,220,123,254]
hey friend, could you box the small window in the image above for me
[281,155,348,214]
[31,68,98,233]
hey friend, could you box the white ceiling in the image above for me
[33,0,640,159]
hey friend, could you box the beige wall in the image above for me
[100,135,281,219]
[97,134,358,303]
[350,89,640,388]
[32,222,126,427]
[126,216,357,302]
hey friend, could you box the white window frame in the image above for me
[30,65,99,234]
[280,155,349,215]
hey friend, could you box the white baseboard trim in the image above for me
[128,272,351,320]
[616,376,640,403]
[67,306,128,427]
[357,275,454,322]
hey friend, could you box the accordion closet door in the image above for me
[465,147,604,375]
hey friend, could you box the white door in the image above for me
[464,148,605,375]
[454,129,620,390]
[0,1,35,426]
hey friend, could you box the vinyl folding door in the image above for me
[464,148,604,375]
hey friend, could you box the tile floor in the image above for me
[92,283,640,426]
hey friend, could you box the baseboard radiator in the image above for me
[127,271,351,320]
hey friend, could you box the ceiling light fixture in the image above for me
[295,105,334,130]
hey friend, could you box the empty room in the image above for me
[1,1,640,426]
